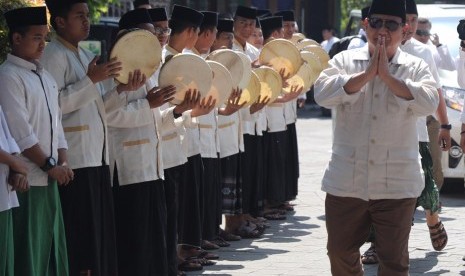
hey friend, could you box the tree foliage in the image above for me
[87,0,120,23]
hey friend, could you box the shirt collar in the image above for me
[351,44,407,65]
[55,35,79,53]
[164,44,179,55]
[7,54,41,72]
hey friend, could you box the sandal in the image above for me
[178,260,203,272]
[186,257,216,266]
[219,229,241,241]
[279,203,294,212]
[201,240,220,250]
[264,213,286,220]
[361,245,378,265]
[211,236,230,247]
[234,223,262,239]
[428,221,448,251]
[197,250,219,260]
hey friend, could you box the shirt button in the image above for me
[372,115,377,120]
[374,94,379,98]
[369,160,374,165]
[370,139,376,144]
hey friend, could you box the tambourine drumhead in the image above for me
[253,66,282,104]
[238,71,260,107]
[283,63,316,94]
[234,51,253,89]
[259,39,302,78]
[206,49,244,88]
[300,50,323,75]
[110,29,162,84]
[205,61,234,108]
[296,38,320,50]
[301,45,330,69]
[290,33,306,45]
[158,53,212,105]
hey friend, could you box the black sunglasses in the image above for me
[415,29,430,36]
[368,17,403,32]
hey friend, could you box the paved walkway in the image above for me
[189,105,465,276]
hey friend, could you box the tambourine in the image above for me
[110,29,162,84]
[290,33,306,45]
[259,38,302,78]
[283,63,317,94]
[205,60,234,108]
[296,38,320,50]
[158,53,212,105]
[207,49,245,88]
[300,50,324,75]
[301,45,330,69]
[238,71,261,107]
[253,66,282,104]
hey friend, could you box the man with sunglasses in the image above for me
[314,0,439,275]
[400,0,450,253]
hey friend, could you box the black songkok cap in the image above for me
[257,9,272,18]
[148,8,167,22]
[259,16,283,33]
[133,0,149,8]
[119,8,152,30]
[368,0,406,23]
[361,6,370,20]
[170,5,204,28]
[235,6,257,20]
[4,6,47,29]
[255,18,261,28]
[201,11,218,27]
[405,0,418,15]
[217,18,234,33]
[46,0,87,15]
[274,10,295,22]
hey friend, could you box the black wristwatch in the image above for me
[440,124,452,130]
[40,156,57,172]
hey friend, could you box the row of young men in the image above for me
[0,1,303,275]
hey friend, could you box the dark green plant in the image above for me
[87,0,120,23]
[0,0,32,64]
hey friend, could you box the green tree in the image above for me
[0,0,32,64]
[87,0,120,22]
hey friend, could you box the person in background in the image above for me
[415,17,456,71]
[320,26,340,53]
[133,0,151,9]
[347,6,370,50]
[314,0,439,273]
[0,6,73,275]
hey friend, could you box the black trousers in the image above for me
[113,176,167,276]
[59,165,118,276]
[201,157,221,240]
[242,134,264,216]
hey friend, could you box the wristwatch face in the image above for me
[49,157,57,166]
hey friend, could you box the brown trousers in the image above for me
[325,194,417,276]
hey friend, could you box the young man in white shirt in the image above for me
[0,6,73,275]
[42,1,148,275]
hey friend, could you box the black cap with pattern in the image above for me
[405,0,418,15]
[361,6,370,20]
[259,16,283,33]
[170,5,204,28]
[4,6,47,29]
[217,18,234,33]
[148,8,167,22]
[234,6,257,20]
[368,0,406,22]
[45,0,87,15]
[133,0,149,8]
[119,8,152,30]
[274,10,295,22]
[201,11,218,28]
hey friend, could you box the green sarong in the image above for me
[417,142,440,213]
[0,209,14,276]
[12,180,69,276]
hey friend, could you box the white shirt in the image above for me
[232,39,266,136]
[265,104,287,132]
[160,45,197,168]
[0,54,68,187]
[321,36,340,53]
[427,40,456,71]
[347,29,367,50]
[106,73,177,185]
[41,36,126,169]
[401,38,442,142]
[218,110,243,158]
[0,106,19,212]
[284,99,297,125]
[457,50,465,123]
[314,46,439,200]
